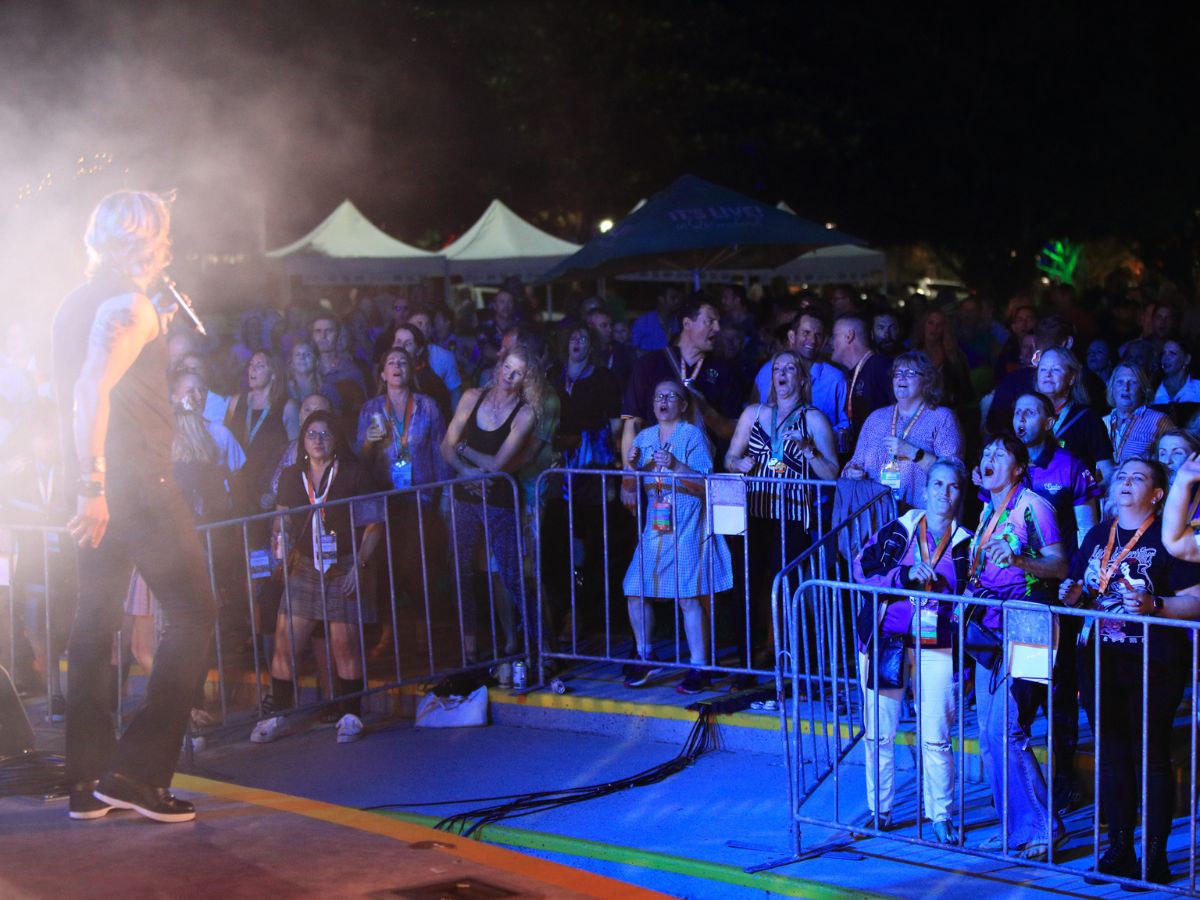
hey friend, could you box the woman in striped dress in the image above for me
[725,351,838,686]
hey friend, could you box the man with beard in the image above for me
[871,310,903,357]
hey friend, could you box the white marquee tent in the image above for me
[265,199,445,285]
[443,199,581,283]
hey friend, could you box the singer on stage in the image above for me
[52,190,214,823]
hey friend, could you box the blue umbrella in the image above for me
[538,174,865,287]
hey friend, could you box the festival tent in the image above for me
[772,202,885,286]
[265,199,445,284]
[442,199,582,283]
[538,175,864,287]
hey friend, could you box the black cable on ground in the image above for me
[0,751,67,798]
[432,706,721,838]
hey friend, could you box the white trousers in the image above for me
[858,646,956,822]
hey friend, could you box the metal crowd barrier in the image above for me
[0,471,528,736]
[763,564,1200,894]
[531,466,853,687]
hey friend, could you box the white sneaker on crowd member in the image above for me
[336,713,363,743]
[250,715,290,744]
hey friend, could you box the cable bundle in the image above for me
[0,751,67,798]
[434,706,720,838]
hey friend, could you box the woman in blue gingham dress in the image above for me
[622,380,732,692]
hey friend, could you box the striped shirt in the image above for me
[744,406,816,525]
[1101,405,1172,465]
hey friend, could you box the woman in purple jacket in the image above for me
[853,457,973,844]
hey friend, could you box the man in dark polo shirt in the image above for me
[620,293,739,481]
[830,313,893,449]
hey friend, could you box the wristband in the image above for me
[1153,595,1165,612]
[77,479,105,498]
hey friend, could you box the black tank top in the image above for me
[455,390,524,506]
[53,272,174,486]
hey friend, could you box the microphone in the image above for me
[161,275,207,336]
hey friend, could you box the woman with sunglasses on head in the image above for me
[852,457,972,843]
[843,351,964,511]
[1035,347,1113,483]
[623,379,733,694]
[250,409,383,746]
[1062,458,1200,884]
[725,350,837,686]
[969,434,1068,861]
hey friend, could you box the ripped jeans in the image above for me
[858,647,956,821]
[976,663,1064,847]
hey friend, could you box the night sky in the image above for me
[3,1,1198,298]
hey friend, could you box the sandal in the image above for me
[976,833,1017,853]
[1019,832,1067,862]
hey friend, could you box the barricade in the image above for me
[0,471,528,735]
[767,562,1200,894]
[532,466,859,688]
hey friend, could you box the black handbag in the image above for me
[962,603,1003,672]
[856,596,907,690]
[864,633,907,690]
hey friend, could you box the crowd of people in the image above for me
[6,256,1200,879]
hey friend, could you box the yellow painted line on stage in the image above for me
[174,774,665,900]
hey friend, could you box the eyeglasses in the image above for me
[305,430,334,442]
[892,368,921,378]
[654,392,683,403]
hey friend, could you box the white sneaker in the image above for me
[336,713,363,743]
[250,715,290,743]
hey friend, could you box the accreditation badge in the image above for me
[317,530,338,573]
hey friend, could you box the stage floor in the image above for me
[0,774,666,900]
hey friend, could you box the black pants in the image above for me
[743,516,810,668]
[66,471,215,788]
[1079,645,1185,838]
[1046,614,1082,782]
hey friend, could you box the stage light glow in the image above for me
[598,218,614,233]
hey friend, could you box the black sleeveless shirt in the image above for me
[53,272,174,486]
[454,391,525,506]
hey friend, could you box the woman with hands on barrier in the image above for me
[622,379,732,694]
[250,410,383,746]
[1061,458,1200,885]
[440,344,541,661]
[842,351,963,510]
[725,350,837,687]
[852,458,973,843]
[967,434,1068,861]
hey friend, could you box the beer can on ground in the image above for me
[549,677,568,695]
[511,661,527,690]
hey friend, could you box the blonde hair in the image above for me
[84,190,173,280]
[492,344,547,425]
[172,408,218,465]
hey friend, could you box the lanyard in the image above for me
[969,484,1020,581]
[1051,402,1072,436]
[769,403,805,461]
[388,392,416,457]
[666,347,704,387]
[1108,407,1144,461]
[301,459,339,535]
[846,350,874,420]
[1096,514,1154,594]
[890,402,926,441]
[245,401,270,445]
[915,514,953,590]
